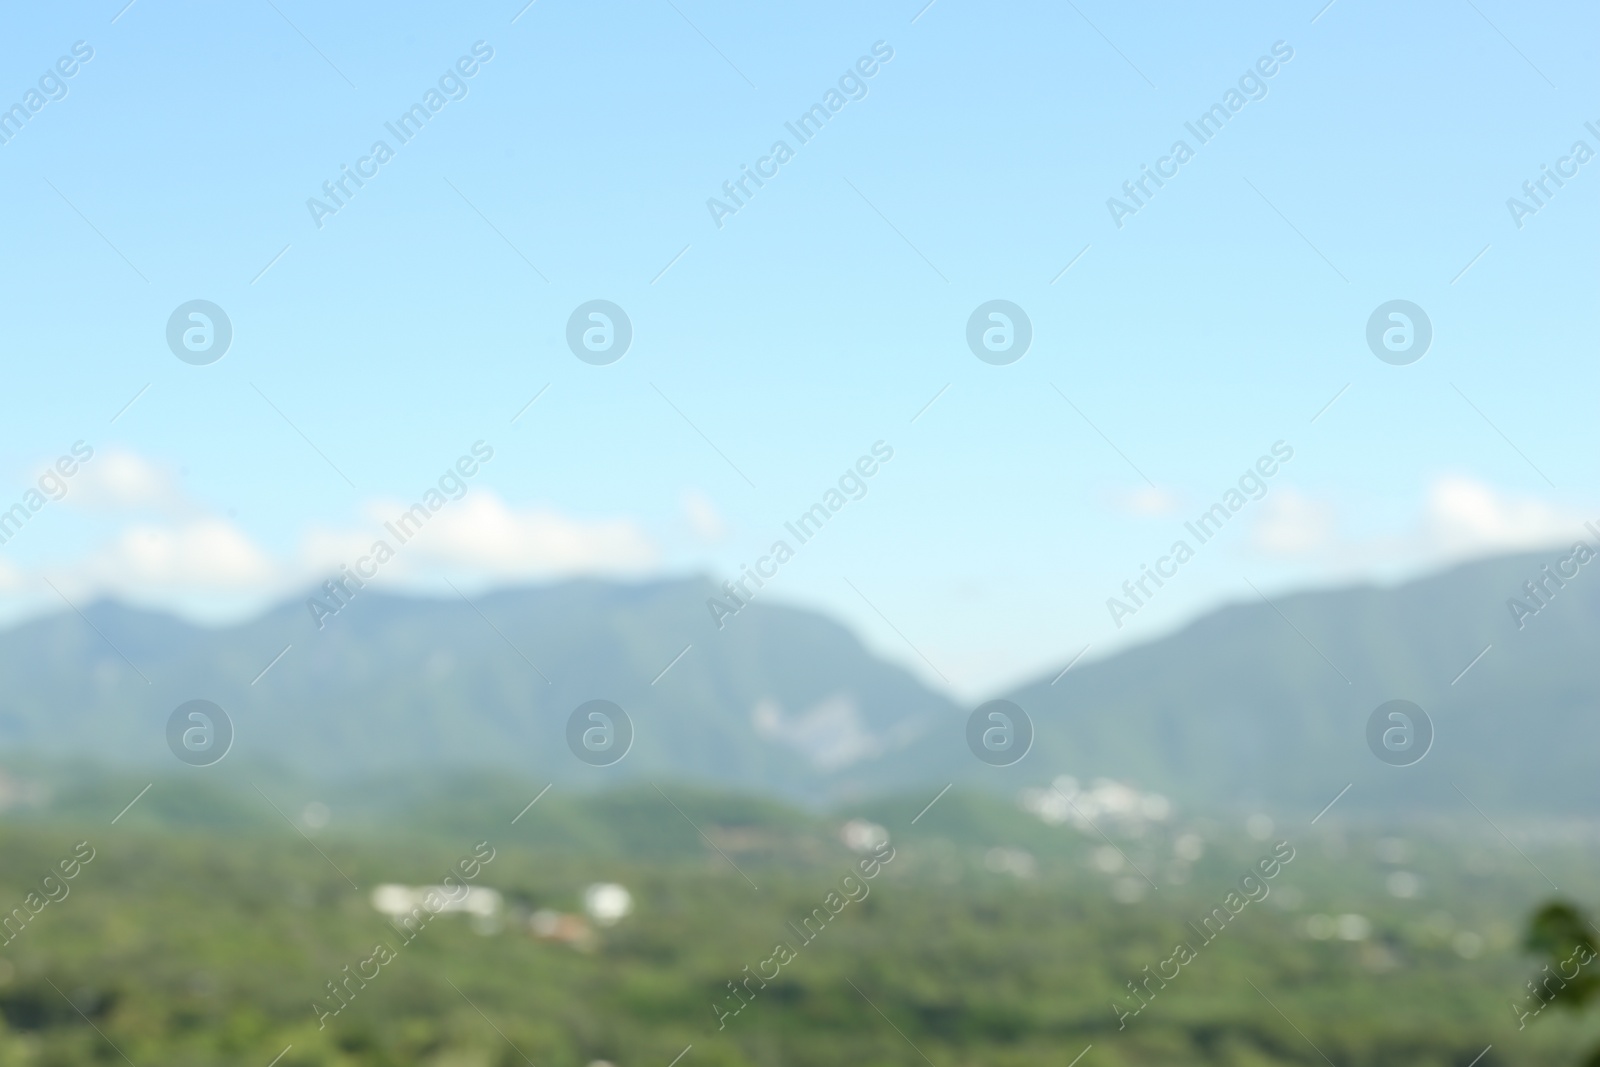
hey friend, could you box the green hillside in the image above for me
[0,577,959,802]
[0,777,1591,1067]
[999,547,1600,813]
[0,549,1595,813]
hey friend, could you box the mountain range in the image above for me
[0,546,1592,815]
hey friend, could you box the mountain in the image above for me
[0,577,960,803]
[0,547,1595,814]
[990,544,1600,816]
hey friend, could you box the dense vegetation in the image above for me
[0,772,1594,1067]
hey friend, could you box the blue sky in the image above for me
[0,0,1595,697]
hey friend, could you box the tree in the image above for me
[1522,900,1600,1060]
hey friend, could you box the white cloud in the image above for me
[0,557,22,593]
[66,449,179,512]
[10,486,658,608]
[370,491,657,577]
[682,489,726,543]
[84,519,278,590]
[1255,490,1336,555]
[1423,476,1574,555]
[1253,476,1587,568]
[1112,486,1179,517]
[297,525,382,575]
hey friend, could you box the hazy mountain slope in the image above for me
[2,547,1597,813]
[986,546,1600,814]
[0,577,960,802]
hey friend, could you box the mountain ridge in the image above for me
[0,546,1592,813]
